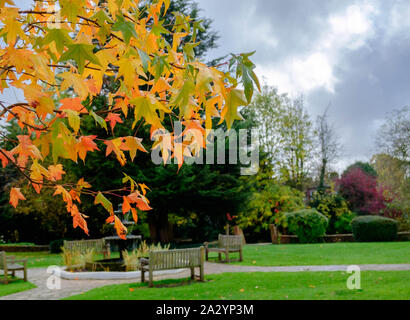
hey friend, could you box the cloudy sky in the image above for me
[4,0,410,173]
[198,0,410,171]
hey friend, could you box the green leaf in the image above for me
[91,9,114,25]
[137,49,150,73]
[90,110,108,131]
[112,14,138,45]
[65,110,81,134]
[95,192,114,215]
[59,44,101,74]
[43,28,73,53]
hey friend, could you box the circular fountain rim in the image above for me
[55,267,187,280]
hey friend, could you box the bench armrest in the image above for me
[204,241,218,249]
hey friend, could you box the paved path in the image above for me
[1,263,410,300]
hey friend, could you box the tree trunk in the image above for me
[148,211,173,243]
[319,159,327,191]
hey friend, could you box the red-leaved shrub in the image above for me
[336,168,388,215]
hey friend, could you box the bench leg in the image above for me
[218,253,221,262]
[23,268,27,282]
[225,249,230,263]
[4,272,8,285]
[239,249,243,262]
[12,271,15,277]
[205,249,209,261]
[190,267,195,280]
[141,269,145,284]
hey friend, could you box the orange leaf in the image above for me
[106,113,123,131]
[60,98,88,114]
[48,164,66,181]
[0,149,13,168]
[76,136,100,161]
[122,196,131,214]
[9,188,26,208]
[107,215,127,240]
[135,198,153,211]
[70,205,89,235]
[131,207,138,224]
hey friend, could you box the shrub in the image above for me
[352,216,398,242]
[49,239,65,254]
[309,190,354,234]
[238,182,305,237]
[284,209,329,243]
[337,168,387,215]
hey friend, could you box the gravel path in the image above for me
[1,263,410,300]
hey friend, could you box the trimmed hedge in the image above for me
[352,216,398,242]
[285,209,329,243]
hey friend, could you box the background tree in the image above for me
[315,106,342,191]
[243,86,314,190]
[376,106,410,164]
[277,96,314,191]
[371,154,409,226]
[343,161,378,178]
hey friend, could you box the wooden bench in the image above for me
[63,239,110,259]
[204,235,243,263]
[0,251,27,284]
[140,247,205,287]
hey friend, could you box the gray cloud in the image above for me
[198,0,410,172]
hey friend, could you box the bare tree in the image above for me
[376,106,410,164]
[315,106,342,190]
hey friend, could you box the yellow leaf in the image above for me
[125,136,147,161]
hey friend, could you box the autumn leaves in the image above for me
[0,0,259,239]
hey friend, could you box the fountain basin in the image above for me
[54,268,186,280]
[85,258,127,272]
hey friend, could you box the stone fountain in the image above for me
[85,205,142,272]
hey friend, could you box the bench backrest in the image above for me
[149,247,204,271]
[0,252,5,269]
[218,235,243,250]
[63,239,106,254]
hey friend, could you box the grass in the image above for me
[66,271,410,300]
[0,277,36,297]
[9,252,63,268]
[8,252,121,269]
[6,242,410,269]
[206,242,410,267]
[0,242,36,246]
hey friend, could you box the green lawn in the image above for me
[0,277,36,297]
[9,252,63,268]
[0,243,35,246]
[66,271,410,300]
[7,242,410,269]
[207,242,410,266]
[8,252,122,268]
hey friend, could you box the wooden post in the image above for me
[23,261,27,282]
[148,253,154,287]
[269,224,279,244]
[199,247,205,282]
[233,226,246,245]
